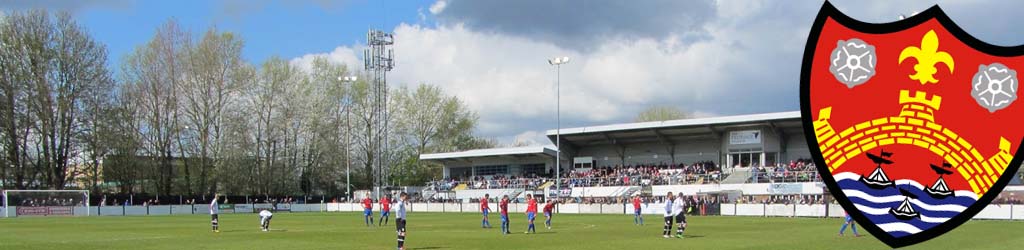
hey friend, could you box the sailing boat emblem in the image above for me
[925,162,955,199]
[859,151,895,189]
[891,188,922,220]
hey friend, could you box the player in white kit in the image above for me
[259,209,274,231]
[210,194,220,233]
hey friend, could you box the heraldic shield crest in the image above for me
[802,2,1024,247]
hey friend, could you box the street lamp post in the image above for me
[548,56,570,199]
[340,76,358,202]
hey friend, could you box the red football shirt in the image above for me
[499,199,509,215]
[543,202,554,213]
[480,199,489,211]
[526,199,538,213]
[381,198,390,211]
[633,197,642,209]
[362,198,372,209]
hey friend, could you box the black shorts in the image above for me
[212,214,219,222]
[396,218,407,232]
[664,216,673,224]
[674,214,686,224]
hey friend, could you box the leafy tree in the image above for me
[635,105,691,122]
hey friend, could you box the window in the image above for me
[728,149,763,168]
[766,152,778,167]
[475,165,508,176]
[521,164,546,176]
[573,157,595,169]
[449,167,472,178]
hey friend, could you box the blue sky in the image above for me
[4,0,1023,146]
[59,0,435,69]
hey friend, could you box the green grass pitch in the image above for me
[1,212,1021,249]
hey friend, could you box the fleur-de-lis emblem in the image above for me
[899,30,955,84]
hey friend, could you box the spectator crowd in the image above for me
[16,197,85,207]
[735,194,827,205]
[750,159,821,183]
[428,161,727,194]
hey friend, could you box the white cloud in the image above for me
[511,130,549,146]
[289,45,363,73]
[428,0,447,15]
[290,13,804,143]
[290,0,1023,145]
[691,110,718,118]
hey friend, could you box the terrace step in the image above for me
[722,168,751,184]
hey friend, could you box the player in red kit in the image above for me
[378,194,391,226]
[632,195,644,225]
[525,194,538,234]
[543,199,555,229]
[362,193,374,227]
[481,194,492,228]
[499,195,510,235]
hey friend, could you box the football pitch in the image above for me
[1,212,1021,250]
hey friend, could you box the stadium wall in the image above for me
[560,204,579,214]
[718,203,1021,220]
[1013,205,1024,220]
[148,206,170,215]
[826,204,845,217]
[784,133,812,161]
[652,183,824,196]
[727,128,780,157]
[411,203,427,212]
[724,203,837,217]
[172,205,193,215]
[6,203,1024,221]
[976,204,1013,220]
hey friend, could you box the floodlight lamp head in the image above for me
[548,56,571,65]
